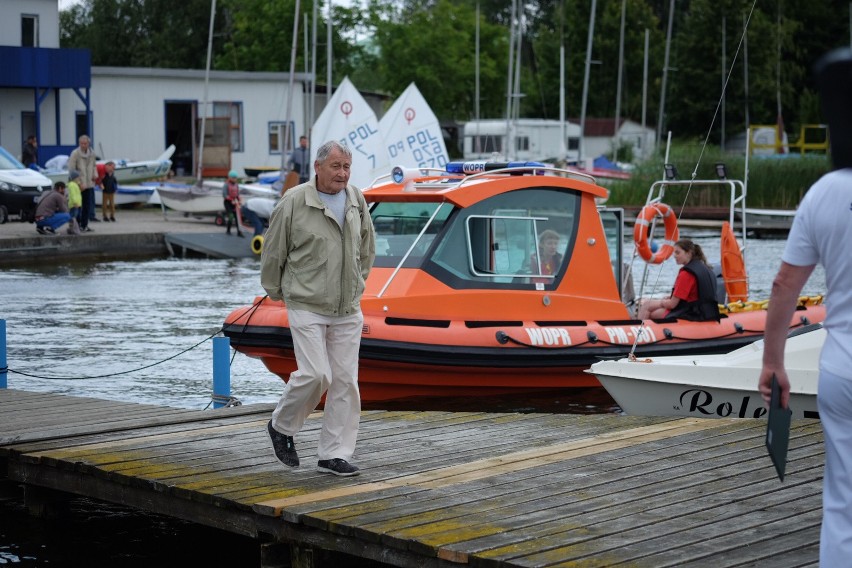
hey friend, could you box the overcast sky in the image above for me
[58,0,80,10]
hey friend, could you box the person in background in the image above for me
[261,140,376,477]
[288,135,310,184]
[22,135,38,169]
[222,170,243,237]
[240,197,274,238]
[66,135,98,232]
[100,161,118,222]
[34,182,71,235]
[66,170,83,225]
[637,238,720,321]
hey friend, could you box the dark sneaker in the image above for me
[267,421,298,467]
[317,458,360,477]
[44,226,56,234]
[36,226,47,234]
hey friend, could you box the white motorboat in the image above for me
[586,325,822,420]
[43,145,175,185]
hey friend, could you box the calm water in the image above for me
[1,235,826,410]
[0,236,827,566]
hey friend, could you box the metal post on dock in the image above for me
[1,319,6,389]
[212,336,230,408]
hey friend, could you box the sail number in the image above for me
[387,128,447,168]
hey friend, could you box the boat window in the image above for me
[599,208,627,302]
[427,188,580,289]
[371,202,451,268]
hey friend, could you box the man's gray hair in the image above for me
[78,134,90,143]
[315,141,351,163]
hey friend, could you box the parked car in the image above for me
[0,146,53,223]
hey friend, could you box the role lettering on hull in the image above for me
[603,326,658,344]
[524,327,573,346]
[675,389,768,418]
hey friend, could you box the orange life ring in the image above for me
[721,221,748,302]
[633,203,679,264]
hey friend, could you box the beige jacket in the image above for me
[260,179,375,316]
[66,147,98,189]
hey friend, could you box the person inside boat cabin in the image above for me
[529,229,563,284]
[637,239,720,321]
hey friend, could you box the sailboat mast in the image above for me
[310,0,318,150]
[281,0,301,172]
[505,0,517,160]
[614,0,626,160]
[559,0,566,160]
[197,0,216,184]
[327,0,333,106]
[579,0,597,165]
[656,0,675,146]
[475,1,481,153]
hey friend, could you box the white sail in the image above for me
[379,82,449,170]
[310,76,389,189]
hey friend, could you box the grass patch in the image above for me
[608,143,831,209]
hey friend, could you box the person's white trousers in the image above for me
[818,367,852,566]
[271,308,363,461]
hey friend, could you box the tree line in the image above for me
[61,0,851,152]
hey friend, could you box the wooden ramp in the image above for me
[0,389,823,567]
[164,232,256,259]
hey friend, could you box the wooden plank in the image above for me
[0,392,825,567]
[253,418,723,516]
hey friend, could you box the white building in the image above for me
[462,119,581,162]
[573,118,656,162]
[0,0,324,178]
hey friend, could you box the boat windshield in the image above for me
[371,202,452,269]
[426,187,581,290]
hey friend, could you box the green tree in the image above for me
[61,0,220,69]
[367,0,508,120]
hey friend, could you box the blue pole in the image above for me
[1,319,6,389]
[212,336,230,408]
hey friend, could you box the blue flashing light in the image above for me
[391,166,405,184]
[445,161,547,174]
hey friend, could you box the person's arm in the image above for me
[758,261,815,408]
[357,192,376,280]
[260,201,290,301]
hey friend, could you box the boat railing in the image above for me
[457,165,596,188]
[645,178,747,245]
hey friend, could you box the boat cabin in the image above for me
[362,162,630,321]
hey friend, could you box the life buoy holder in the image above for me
[720,221,748,302]
[633,203,679,264]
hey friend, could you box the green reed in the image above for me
[608,143,831,209]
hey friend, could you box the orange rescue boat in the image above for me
[223,162,824,404]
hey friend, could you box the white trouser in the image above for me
[271,308,363,461]
[818,367,852,566]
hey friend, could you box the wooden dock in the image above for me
[0,389,823,567]
[164,232,257,258]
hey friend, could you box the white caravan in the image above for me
[462,119,581,162]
